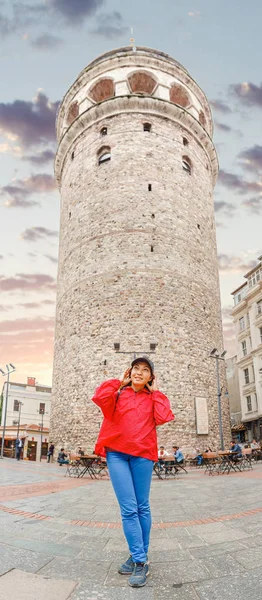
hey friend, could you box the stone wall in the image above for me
[50,48,231,455]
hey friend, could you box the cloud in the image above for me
[19,302,42,309]
[0,304,10,312]
[21,227,58,242]
[1,173,56,208]
[214,200,236,216]
[23,149,55,165]
[210,100,232,114]
[0,91,59,148]
[44,254,58,264]
[0,273,56,292]
[215,121,232,133]
[50,0,104,24]
[218,169,262,194]
[230,82,262,108]
[241,196,262,215]
[0,316,54,334]
[92,11,128,38]
[188,11,201,17]
[31,33,63,50]
[238,145,262,173]
[218,254,257,274]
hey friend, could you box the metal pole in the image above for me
[17,402,22,439]
[0,371,9,459]
[40,411,44,462]
[216,356,224,450]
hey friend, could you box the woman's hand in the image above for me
[119,368,132,389]
[146,375,158,392]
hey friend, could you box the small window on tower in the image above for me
[148,184,152,191]
[100,127,107,136]
[182,156,192,175]
[98,146,111,165]
[143,123,152,132]
[183,137,188,146]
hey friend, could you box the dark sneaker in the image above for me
[118,555,134,575]
[128,562,149,587]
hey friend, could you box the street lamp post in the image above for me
[38,406,45,462]
[209,349,227,451]
[16,401,23,440]
[0,364,16,459]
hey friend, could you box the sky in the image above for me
[0,0,262,386]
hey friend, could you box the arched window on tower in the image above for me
[182,156,192,175]
[143,123,152,132]
[199,110,206,128]
[128,71,157,95]
[98,146,111,166]
[67,101,79,126]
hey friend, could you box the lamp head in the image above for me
[210,348,218,356]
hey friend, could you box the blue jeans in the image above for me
[106,451,154,563]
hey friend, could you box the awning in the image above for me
[231,423,247,431]
[0,435,26,441]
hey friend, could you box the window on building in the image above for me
[241,340,247,356]
[143,123,152,132]
[244,368,250,385]
[247,312,250,326]
[257,300,262,315]
[183,137,188,146]
[246,395,252,412]
[100,127,107,136]
[13,400,19,411]
[39,402,45,415]
[182,157,192,174]
[98,146,111,165]
[239,316,245,331]
[260,327,262,344]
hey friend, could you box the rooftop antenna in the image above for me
[130,27,137,52]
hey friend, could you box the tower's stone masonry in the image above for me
[51,47,231,453]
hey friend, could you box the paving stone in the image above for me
[39,558,111,582]
[199,554,244,578]
[70,582,154,599]
[195,572,262,600]
[234,546,262,569]
[196,529,248,544]
[0,544,52,576]
[190,540,246,558]
[4,537,81,557]
[0,569,76,600]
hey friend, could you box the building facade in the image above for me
[231,256,262,441]
[50,46,231,452]
[1,377,51,429]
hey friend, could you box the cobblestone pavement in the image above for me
[1,459,262,599]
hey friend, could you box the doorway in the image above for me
[27,441,37,461]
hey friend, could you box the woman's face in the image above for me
[130,361,152,389]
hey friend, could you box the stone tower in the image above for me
[51,46,231,452]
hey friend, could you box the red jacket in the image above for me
[92,379,175,462]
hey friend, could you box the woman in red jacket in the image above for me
[92,356,174,588]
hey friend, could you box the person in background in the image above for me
[172,445,184,465]
[57,448,69,466]
[158,445,169,470]
[15,437,23,460]
[195,448,203,466]
[229,440,242,461]
[78,447,85,456]
[47,442,55,463]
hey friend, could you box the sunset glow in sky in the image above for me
[0,0,262,386]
